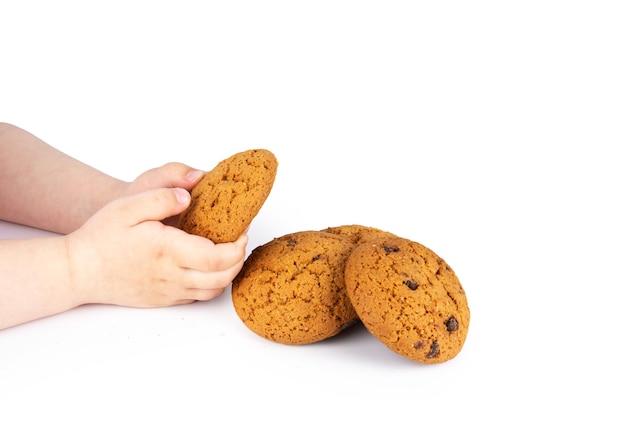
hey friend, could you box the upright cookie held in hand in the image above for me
[178,149,278,243]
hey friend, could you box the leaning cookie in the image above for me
[344,236,470,364]
[178,149,278,243]
[232,231,359,345]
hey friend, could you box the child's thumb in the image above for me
[112,188,191,227]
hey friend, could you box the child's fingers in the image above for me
[178,262,245,296]
[169,232,248,273]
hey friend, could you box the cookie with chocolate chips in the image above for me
[344,236,470,364]
[178,149,278,243]
[232,231,359,345]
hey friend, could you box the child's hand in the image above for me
[65,187,248,308]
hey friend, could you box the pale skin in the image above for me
[0,122,248,330]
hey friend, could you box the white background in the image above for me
[1,1,624,437]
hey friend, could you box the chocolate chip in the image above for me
[287,239,297,247]
[312,254,322,262]
[403,279,419,290]
[382,245,400,253]
[426,340,440,359]
[445,316,459,332]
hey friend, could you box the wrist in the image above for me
[62,233,103,307]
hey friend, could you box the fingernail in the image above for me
[186,169,205,182]
[175,188,191,204]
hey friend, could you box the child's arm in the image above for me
[0,122,126,233]
[0,122,207,233]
